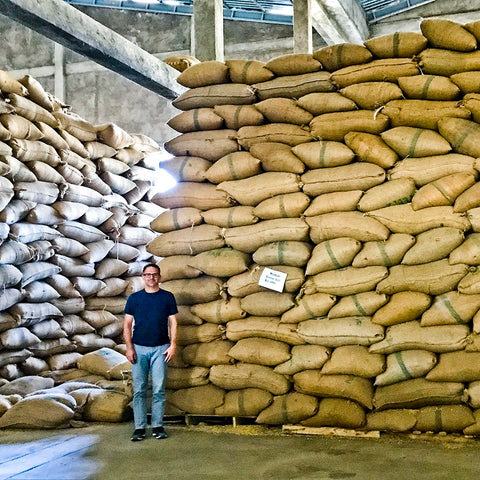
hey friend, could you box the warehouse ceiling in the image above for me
[64,0,436,24]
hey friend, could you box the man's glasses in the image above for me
[142,273,159,277]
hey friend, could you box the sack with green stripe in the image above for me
[421,291,480,326]
[255,392,318,425]
[205,151,261,184]
[381,126,452,158]
[305,237,362,275]
[397,74,460,101]
[291,140,354,169]
[364,32,427,58]
[374,350,437,386]
[150,207,203,233]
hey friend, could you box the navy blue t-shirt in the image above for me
[124,288,178,347]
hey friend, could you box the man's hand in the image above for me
[164,344,176,362]
[126,346,137,364]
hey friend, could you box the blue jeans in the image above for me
[131,343,168,429]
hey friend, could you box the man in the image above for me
[123,263,178,442]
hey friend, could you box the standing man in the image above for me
[123,263,178,442]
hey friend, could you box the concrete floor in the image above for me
[1,421,480,480]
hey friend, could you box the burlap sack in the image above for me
[306,212,389,242]
[253,71,334,100]
[364,32,427,58]
[217,172,301,206]
[357,178,415,212]
[210,363,290,395]
[274,345,330,375]
[376,260,469,295]
[401,227,464,265]
[294,371,374,409]
[381,126,452,158]
[150,183,233,210]
[253,192,310,219]
[369,322,469,354]
[254,98,313,126]
[302,398,366,429]
[182,340,235,367]
[454,182,480,212]
[150,207,203,234]
[371,291,431,326]
[305,237,362,275]
[176,60,230,88]
[190,297,245,324]
[438,117,480,158]
[344,132,399,169]
[340,82,403,110]
[366,205,471,234]
[188,247,250,277]
[249,142,305,174]
[321,345,385,378]
[223,218,309,253]
[215,388,273,416]
[412,172,476,210]
[280,293,336,324]
[374,350,437,386]
[416,405,475,433]
[265,53,321,76]
[172,84,256,110]
[397,74,460,100]
[253,240,312,267]
[388,154,476,186]
[291,141,354,168]
[328,292,388,319]
[237,124,312,148]
[213,105,265,129]
[310,110,390,141]
[427,351,480,382]
[240,292,295,316]
[201,206,258,228]
[297,317,384,347]
[228,337,291,366]
[330,58,419,88]
[296,92,356,115]
[313,43,372,70]
[304,191,362,216]
[365,409,418,432]
[420,18,477,52]
[226,317,304,345]
[373,378,466,410]
[205,151,261,184]
[301,163,386,196]
[161,276,224,305]
[167,385,225,415]
[225,59,274,84]
[450,232,480,265]
[160,156,211,182]
[256,392,318,425]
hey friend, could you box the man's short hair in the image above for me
[142,263,161,275]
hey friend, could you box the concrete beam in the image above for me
[0,0,186,100]
[192,0,224,61]
[311,0,369,45]
[293,0,313,53]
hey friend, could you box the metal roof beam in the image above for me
[0,0,186,99]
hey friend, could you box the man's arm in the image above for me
[164,314,177,362]
[123,313,136,363]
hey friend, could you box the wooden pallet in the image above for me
[282,425,381,438]
[165,414,257,427]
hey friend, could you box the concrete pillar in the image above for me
[54,43,65,102]
[293,0,312,54]
[192,0,224,61]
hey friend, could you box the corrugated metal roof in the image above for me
[358,0,436,23]
[64,0,436,24]
[64,0,295,24]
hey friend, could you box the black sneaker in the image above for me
[152,426,168,439]
[131,429,146,442]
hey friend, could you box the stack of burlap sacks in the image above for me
[148,18,480,434]
[0,74,162,427]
